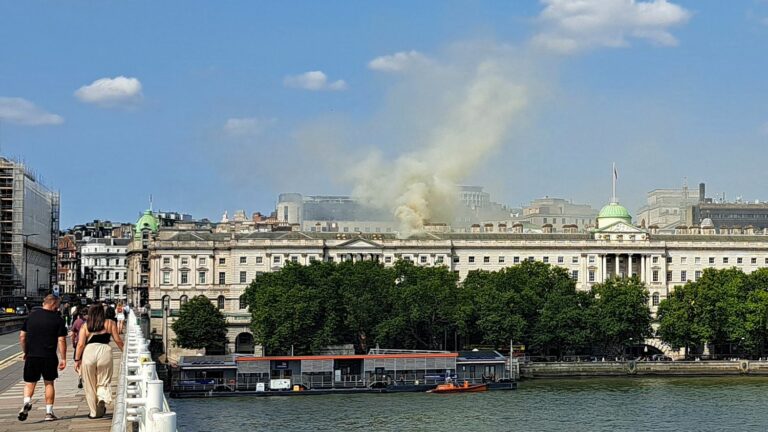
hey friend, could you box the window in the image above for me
[666,271,672,282]
[180,271,189,284]
[572,256,579,264]
[163,257,170,265]
[695,257,701,264]
[273,256,281,264]
[385,256,393,264]
[469,256,475,264]
[218,272,226,285]
[452,256,459,264]
[709,257,715,265]
[751,257,757,265]
[652,256,659,264]
[589,256,596,264]
[543,218,548,224]
[219,258,225,265]
[198,271,206,284]
[681,271,687,282]
[588,270,595,282]
[723,257,729,264]
[571,270,579,280]
[291,256,299,263]
[239,296,247,310]
[513,257,520,264]
[343,227,349,233]
[240,271,247,283]
[652,270,659,283]
[421,256,428,264]
[557,256,564,264]
[498,256,505,264]
[436,256,444,264]
[695,270,702,280]
[681,257,687,264]
[652,293,660,306]
[483,256,490,264]
[666,257,672,264]
[528,256,535,262]
[199,257,207,266]
[543,256,549,264]
[737,257,743,264]
[162,271,170,284]
[180,295,188,306]
[181,257,189,266]
[240,256,247,264]
[256,256,263,264]
[217,295,225,310]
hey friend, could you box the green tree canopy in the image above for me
[590,277,652,356]
[171,295,228,353]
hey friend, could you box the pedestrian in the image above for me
[71,307,88,389]
[105,304,117,324]
[18,294,68,422]
[116,302,125,333]
[74,304,124,419]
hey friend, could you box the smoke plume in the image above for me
[348,46,530,237]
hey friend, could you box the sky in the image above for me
[1,0,767,229]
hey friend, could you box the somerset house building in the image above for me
[129,198,768,360]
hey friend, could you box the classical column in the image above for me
[628,254,633,278]
[640,254,646,283]
[614,254,620,278]
[601,254,607,281]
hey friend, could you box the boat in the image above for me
[428,381,488,394]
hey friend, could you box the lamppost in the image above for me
[19,233,38,298]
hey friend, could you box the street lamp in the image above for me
[19,233,38,298]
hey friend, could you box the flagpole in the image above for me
[612,162,616,203]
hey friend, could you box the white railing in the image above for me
[112,310,177,432]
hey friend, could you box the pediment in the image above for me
[336,238,382,249]
[595,222,646,234]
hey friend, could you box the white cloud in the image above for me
[0,97,63,126]
[368,50,429,72]
[283,71,347,91]
[532,0,691,54]
[74,76,143,106]
[223,117,276,137]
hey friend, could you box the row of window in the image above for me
[161,294,247,310]
[162,255,282,267]
[666,256,767,265]
[463,256,580,265]
[85,258,125,266]
[161,270,263,285]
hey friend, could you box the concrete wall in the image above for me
[521,360,767,378]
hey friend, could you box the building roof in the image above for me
[598,202,631,219]
[134,210,159,239]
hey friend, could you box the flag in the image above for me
[613,164,618,180]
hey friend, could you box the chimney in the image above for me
[699,183,706,203]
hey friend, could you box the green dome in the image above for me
[134,210,159,239]
[598,202,631,219]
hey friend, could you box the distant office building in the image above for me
[57,235,79,294]
[80,237,130,300]
[636,182,702,230]
[157,211,193,227]
[689,201,768,231]
[67,219,133,241]
[0,157,60,298]
[519,197,598,230]
[277,193,397,233]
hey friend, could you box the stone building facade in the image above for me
[131,200,768,361]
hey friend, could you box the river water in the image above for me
[168,376,768,431]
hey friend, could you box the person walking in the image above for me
[71,307,87,389]
[18,295,68,422]
[74,304,124,419]
[116,302,125,333]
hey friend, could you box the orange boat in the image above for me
[428,381,488,394]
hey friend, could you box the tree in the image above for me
[171,295,228,354]
[657,284,698,355]
[590,277,652,356]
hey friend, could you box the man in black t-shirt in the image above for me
[18,294,67,422]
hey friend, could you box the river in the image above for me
[168,376,768,431]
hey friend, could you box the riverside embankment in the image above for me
[520,359,768,378]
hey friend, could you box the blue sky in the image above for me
[1,1,767,229]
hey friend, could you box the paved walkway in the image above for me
[0,345,121,432]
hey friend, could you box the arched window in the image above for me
[652,292,660,306]
[161,295,170,311]
[180,295,188,307]
[217,295,225,310]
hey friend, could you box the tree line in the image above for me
[240,260,653,357]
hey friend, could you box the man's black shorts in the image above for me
[23,357,58,383]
